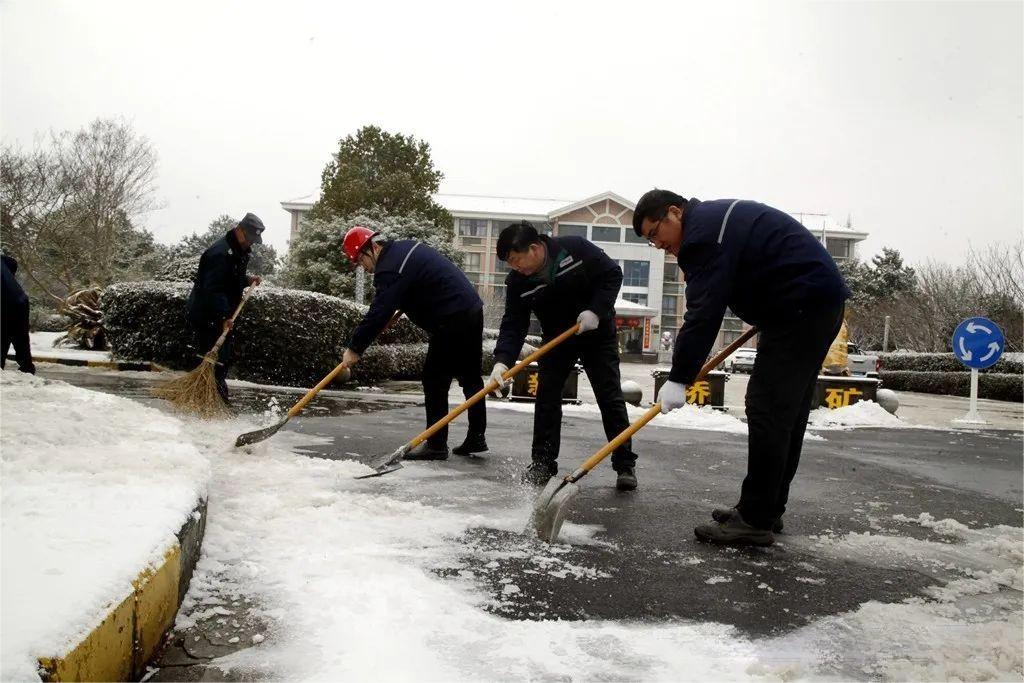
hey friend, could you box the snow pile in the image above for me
[0,372,210,681]
[807,400,906,429]
[490,400,748,435]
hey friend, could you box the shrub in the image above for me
[102,281,532,387]
[878,352,1022,375]
[880,370,1022,402]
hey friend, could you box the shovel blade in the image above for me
[234,418,289,448]
[532,478,581,544]
[354,444,410,479]
[353,460,404,479]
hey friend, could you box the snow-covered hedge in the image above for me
[879,352,1022,375]
[102,281,533,388]
[880,371,1022,402]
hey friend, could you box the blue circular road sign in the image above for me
[951,317,1005,370]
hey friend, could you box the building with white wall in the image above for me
[281,190,868,361]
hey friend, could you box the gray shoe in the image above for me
[712,506,783,534]
[615,467,637,491]
[695,509,775,546]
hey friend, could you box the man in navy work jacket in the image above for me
[490,221,639,491]
[186,212,264,403]
[342,226,487,460]
[633,190,848,546]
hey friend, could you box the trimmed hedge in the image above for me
[880,370,1022,403]
[102,281,533,388]
[878,352,1022,375]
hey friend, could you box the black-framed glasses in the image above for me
[644,217,665,246]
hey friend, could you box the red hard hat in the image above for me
[343,226,378,263]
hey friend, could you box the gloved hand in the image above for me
[488,363,510,397]
[659,380,688,414]
[576,310,599,334]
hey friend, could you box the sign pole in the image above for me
[950,317,1002,427]
[952,368,987,425]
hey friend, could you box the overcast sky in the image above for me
[2,0,1021,264]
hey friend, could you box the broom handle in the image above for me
[571,327,759,479]
[283,311,403,420]
[209,285,256,355]
[407,323,581,448]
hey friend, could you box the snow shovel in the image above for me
[234,311,404,447]
[356,323,582,479]
[533,326,759,543]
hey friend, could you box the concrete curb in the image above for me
[37,498,207,682]
[8,353,167,372]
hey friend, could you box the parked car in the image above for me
[847,342,881,377]
[724,347,757,373]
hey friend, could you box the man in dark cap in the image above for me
[1,255,35,374]
[186,213,264,402]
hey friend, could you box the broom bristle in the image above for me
[152,356,231,419]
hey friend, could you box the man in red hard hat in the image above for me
[342,226,489,460]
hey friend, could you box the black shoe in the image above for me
[521,461,557,486]
[404,442,449,461]
[712,506,783,534]
[695,509,775,546]
[452,433,488,456]
[615,467,638,491]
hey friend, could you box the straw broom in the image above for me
[154,286,255,418]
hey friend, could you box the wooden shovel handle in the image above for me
[408,323,582,448]
[283,311,404,421]
[574,326,759,476]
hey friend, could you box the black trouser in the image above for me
[1,306,34,373]
[422,307,486,447]
[532,324,637,472]
[193,321,235,402]
[737,303,845,529]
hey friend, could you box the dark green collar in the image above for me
[528,243,568,285]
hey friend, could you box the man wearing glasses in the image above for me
[633,190,849,546]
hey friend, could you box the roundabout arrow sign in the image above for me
[952,317,1004,370]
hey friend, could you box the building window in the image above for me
[592,225,621,243]
[464,253,482,271]
[662,295,677,315]
[558,223,587,239]
[622,260,650,287]
[624,227,647,244]
[826,237,852,260]
[458,219,488,237]
[622,293,648,306]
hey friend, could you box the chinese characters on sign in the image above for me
[527,373,539,396]
[824,386,862,409]
[686,381,711,405]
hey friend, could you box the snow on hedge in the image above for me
[0,372,210,681]
[101,282,532,388]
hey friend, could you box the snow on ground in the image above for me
[776,516,1023,680]
[807,400,907,429]
[490,400,749,434]
[23,331,112,362]
[3,374,1020,681]
[489,400,833,441]
[0,372,210,681]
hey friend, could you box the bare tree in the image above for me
[1,118,161,301]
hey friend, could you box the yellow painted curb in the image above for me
[38,499,205,682]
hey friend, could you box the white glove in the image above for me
[488,363,510,397]
[576,310,599,334]
[660,380,688,414]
